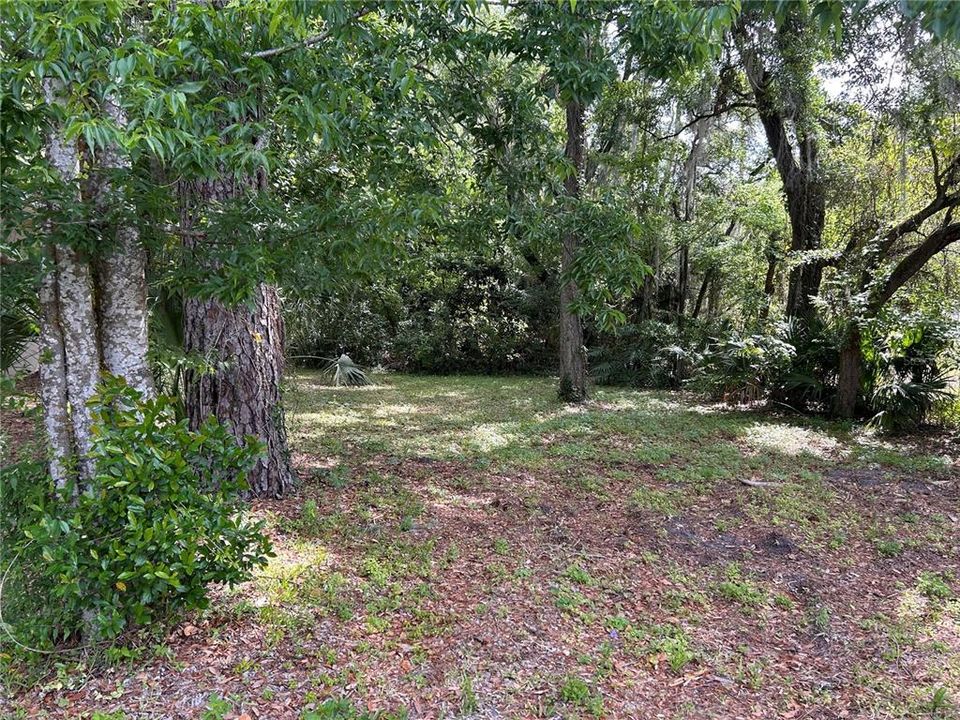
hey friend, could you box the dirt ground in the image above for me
[4,373,959,719]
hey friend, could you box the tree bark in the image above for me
[692,269,712,320]
[558,99,588,402]
[738,22,825,323]
[869,222,960,313]
[41,78,100,484]
[94,96,154,396]
[179,176,293,497]
[676,115,710,322]
[54,244,101,482]
[835,324,861,419]
[37,244,73,487]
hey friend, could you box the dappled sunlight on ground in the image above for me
[740,421,846,459]
[15,373,959,719]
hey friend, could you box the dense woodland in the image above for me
[1,1,960,717]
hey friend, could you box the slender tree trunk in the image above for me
[676,245,689,319]
[54,245,100,481]
[759,245,778,321]
[641,237,659,321]
[836,325,861,419]
[179,176,293,497]
[707,279,721,319]
[677,116,710,322]
[558,99,587,402]
[692,269,712,319]
[94,96,154,396]
[41,78,100,484]
[37,245,73,487]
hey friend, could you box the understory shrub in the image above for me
[692,326,796,403]
[590,319,703,389]
[863,312,958,432]
[3,378,272,645]
[285,264,556,374]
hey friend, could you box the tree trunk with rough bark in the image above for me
[54,244,101,481]
[179,176,293,497]
[835,325,861,419]
[94,96,154,397]
[737,19,825,324]
[37,244,73,487]
[40,78,101,484]
[558,99,588,403]
[692,269,712,320]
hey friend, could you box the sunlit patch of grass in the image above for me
[849,433,952,474]
[741,421,844,460]
[466,422,518,452]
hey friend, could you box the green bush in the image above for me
[9,377,272,643]
[693,326,796,403]
[863,312,957,432]
[590,319,703,389]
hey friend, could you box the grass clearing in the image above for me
[8,372,959,719]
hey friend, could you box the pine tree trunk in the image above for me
[94,95,154,396]
[558,99,587,402]
[179,176,293,497]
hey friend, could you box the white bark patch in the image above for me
[42,78,101,483]
[94,95,154,397]
[37,245,73,487]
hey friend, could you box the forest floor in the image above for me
[5,373,960,720]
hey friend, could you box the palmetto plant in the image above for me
[868,372,951,433]
[323,354,371,387]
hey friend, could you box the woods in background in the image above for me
[1,0,959,648]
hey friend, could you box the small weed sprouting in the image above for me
[563,564,595,586]
[875,538,904,558]
[460,674,478,714]
[917,571,953,600]
[773,593,796,611]
[559,675,604,716]
[713,564,766,608]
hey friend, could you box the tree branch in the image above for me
[245,6,369,60]
[654,102,755,142]
[870,222,960,312]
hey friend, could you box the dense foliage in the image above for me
[1,0,959,668]
[2,379,270,645]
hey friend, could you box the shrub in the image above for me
[863,312,957,432]
[9,377,272,643]
[693,326,795,403]
[590,319,703,389]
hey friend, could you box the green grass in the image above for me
[10,372,957,718]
